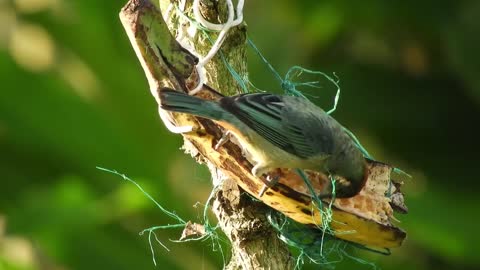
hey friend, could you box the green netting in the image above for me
[111,2,410,268]
[96,167,226,267]
[172,8,346,266]
[267,212,378,270]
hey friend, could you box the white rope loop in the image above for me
[193,0,234,31]
[160,0,245,132]
[189,0,245,95]
[159,107,194,134]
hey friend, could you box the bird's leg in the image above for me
[215,131,249,157]
[252,164,281,197]
[258,174,280,197]
[252,163,268,179]
[214,130,233,150]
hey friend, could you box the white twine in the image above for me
[160,0,245,133]
[188,0,244,95]
[159,106,194,134]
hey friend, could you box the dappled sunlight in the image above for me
[2,0,100,103]
[0,217,38,269]
[1,236,36,268]
[0,0,478,269]
[57,51,101,101]
[0,4,17,48]
[14,0,59,14]
[8,22,55,72]
[0,216,65,270]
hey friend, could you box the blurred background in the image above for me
[1,0,479,269]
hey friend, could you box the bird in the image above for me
[159,88,368,198]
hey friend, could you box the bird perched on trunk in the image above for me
[159,88,367,198]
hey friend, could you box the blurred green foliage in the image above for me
[0,0,479,269]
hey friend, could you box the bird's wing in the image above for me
[219,93,334,158]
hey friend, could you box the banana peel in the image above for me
[119,0,407,253]
[182,90,408,251]
[162,90,407,252]
[255,161,407,250]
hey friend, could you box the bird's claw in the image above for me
[215,131,232,150]
[258,175,280,197]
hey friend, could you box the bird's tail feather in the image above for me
[159,88,226,121]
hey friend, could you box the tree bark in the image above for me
[119,0,294,269]
[119,0,407,269]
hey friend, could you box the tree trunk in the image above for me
[119,0,407,269]
[119,0,294,269]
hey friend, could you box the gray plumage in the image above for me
[159,88,367,198]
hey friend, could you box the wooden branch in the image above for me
[120,0,293,268]
[119,0,407,268]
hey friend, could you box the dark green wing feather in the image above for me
[219,93,335,158]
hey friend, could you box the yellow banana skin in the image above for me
[258,184,406,249]
[231,163,406,249]
[180,107,407,250]
[119,1,406,251]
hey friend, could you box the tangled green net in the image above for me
[100,3,411,268]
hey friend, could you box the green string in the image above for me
[161,6,404,268]
[268,211,377,269]
[246,36,411,179]
[176,4,410,180]
[97,167,226,267]
[295,169,336,254]
[96,167,186,223]
[247,37,341,113]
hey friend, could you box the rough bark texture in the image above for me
[209,167,294,269]
[119,0,407,269]
[119,0,294,269]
